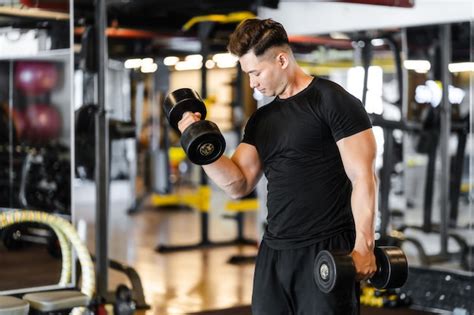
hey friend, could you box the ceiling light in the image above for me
[124,58,142,69]
[205,60,215,69]
[175,61,202,71]
[141,58,154,65]
[404,60,431,73]
[213,53,238,68]
[185,54,203,63]
[371,39,385,47]
[449,62,474,73]
[329,32,350,40]
[141,63,158,73]
[164,56,179,66]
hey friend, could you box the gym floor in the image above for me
[76,180,258,314]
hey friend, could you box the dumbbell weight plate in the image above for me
[314,250,355,293]
[114,284,136,315]
[181,120,226,165]
[163,88,207,132]
[370,246,408,289]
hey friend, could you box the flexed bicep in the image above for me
[231,143,263,196]
[201,143,263,199]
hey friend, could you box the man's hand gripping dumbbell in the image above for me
[163,88,226,165]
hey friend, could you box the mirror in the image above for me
[0,0,73,294]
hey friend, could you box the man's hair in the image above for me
[227,18,289,57]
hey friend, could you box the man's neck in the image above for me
[278,67,313,99]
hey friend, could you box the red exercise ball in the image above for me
[24,104,62,143]
[15,61,59,96]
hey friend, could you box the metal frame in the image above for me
[94,0,109,303]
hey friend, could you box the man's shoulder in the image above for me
[314,77,345,94]
[315,77,360,106]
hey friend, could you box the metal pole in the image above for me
[423,141,437,232]
[199,22,213,244]
[8,62,13,207]
[385,36,403,108]
[376,36,402,238]
[379,128,393,238]
[400,28,409,119]
[95,0,109,301]
[439,24,452,256]
[361,39,372,106]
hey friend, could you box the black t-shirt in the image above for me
[242,77,372,250]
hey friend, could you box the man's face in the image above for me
[239,49,284,97]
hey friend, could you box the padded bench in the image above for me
[23,290,90,313]
[0,296,29,315]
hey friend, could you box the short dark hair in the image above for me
[227,18,289,57]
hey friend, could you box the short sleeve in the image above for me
[320,83,372,142]
[241,112,258,146]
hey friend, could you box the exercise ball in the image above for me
[25,104,62,143]
[15,61,59,96]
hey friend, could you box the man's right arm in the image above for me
[202,142,262,199]
[178,111,262,198]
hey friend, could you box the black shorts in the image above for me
[252,231,359,315]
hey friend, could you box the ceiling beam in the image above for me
[259,0,473,35]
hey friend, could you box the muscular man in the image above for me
[179,18,378,315]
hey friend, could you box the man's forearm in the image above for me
[351,175,377,253]
[202,156,249,199]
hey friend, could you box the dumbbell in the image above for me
[163,88,226,165]
[313,246,408,293]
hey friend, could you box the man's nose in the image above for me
[250,78,258,89]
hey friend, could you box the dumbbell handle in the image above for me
[177,111,203,134]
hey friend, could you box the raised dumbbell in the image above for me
[163,88,226,165]
[313,246,408,293]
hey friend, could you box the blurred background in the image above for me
[0,1,472,314]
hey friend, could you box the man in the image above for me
[178,18,377,315]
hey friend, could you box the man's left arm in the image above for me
[337,128,378,281]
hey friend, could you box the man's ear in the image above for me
[277,52,289,69]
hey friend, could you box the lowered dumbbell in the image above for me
[314,246,408,293]
[163,88,226,165]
